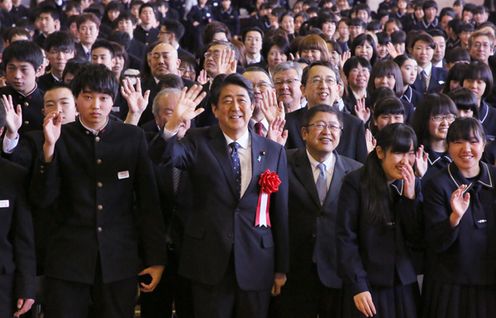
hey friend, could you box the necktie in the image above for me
[254,122,264,136]
[230,142,241,197]
[316,163,327,204]
[420,70,428,92]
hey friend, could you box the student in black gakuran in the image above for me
[422,117,496,318]
[337,123,423,318]
[29,64,167,318]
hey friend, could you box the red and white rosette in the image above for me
[255,169,281,228]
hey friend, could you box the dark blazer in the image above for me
[163,125,289,291]
[284,106,368,163]
[423,162,496,285]
[478,100,496,141]
[37,73,62,92]
[337,168,422,295]
[401,85,423,109]
[412,66,447,94]
[74,43,91,61]
[29,119,167,284]
[133,25,159,46]
[287,149,361,289]
[0,158,36,300]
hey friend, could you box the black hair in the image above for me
[91,39,115,58]
[367,21,382,32]
[447,87,479,118]
[210,73,255,106]
[445,47,470,64]
[342,56,371,77]
[370,87,396,107]
[373,96,405,118]
[447,117,486,144]
[242,26,265,42]
[71,64,119,100]
[262,35,290,62]
[158,74,184,90]
[442,62,468,94]
[115,12,138,25]
[422,0,437,11]
[0,98,5,128]
[139,3,157,19]
[302,104,343,128]
[301,61,340,86]
[45,31,75,52]
[368,60,404,97]
[376,32,391,45]
[463,61,493,98]
[362,123,417,224]
[349,17,366,28]
[390,30,406,45]
[410,32,435,50]
[411,93,458,146]
[2,27,32,43]
[62,58,89,83]
[350,33,377,65]
[393,53,414,67]
[161,18,186,41]
[2,40,43,71]
[36,5,60,21]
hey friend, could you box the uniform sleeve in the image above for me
[397,179,425,248]
[336,173,369,295]
[134,131,168,267]
[13,169,36,299]
[29,151,61,209]
[423,179,460,253]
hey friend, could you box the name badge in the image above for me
[112,106,120,112]
[118,171,130,180]
[0,200,10,208]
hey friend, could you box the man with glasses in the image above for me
[469,29,494,65]
[38,32,75,91]
[279,105,361,317]
[272,62,304,114]
[285,62,368,163]
[243,67,275,137]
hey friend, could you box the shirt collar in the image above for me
[78,116,109,135]
[448,161,493,189]
[402,85,413,103]
[305,149,335,172]
[420,63,433,76]
[389,179,404,196]
[223,129,250,149]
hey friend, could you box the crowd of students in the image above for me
[2,0,496,317]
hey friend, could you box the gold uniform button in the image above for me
[97,182,103,188]
[97,204,103,210]
[95,136,101,142]
[96,159,102,164]
[97,227,103,232]
[23,102,29,107]
[24,121,30,125]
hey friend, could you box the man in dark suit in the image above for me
[279,105,362,318]
[162,74,289,318]
[411,32,447,94]
[285,62,368,163]
[29,64,167,318]
[0,105,36,318]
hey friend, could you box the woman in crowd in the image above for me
[338,123,422,318]
[423,117,496,318]
[394,54,423,109]
[350,33,377,66]
[298,34,331,63]
[411,93,458,182]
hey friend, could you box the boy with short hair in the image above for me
[30,64,167,318]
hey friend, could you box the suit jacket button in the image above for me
[97,182,103,188]
[95,136,101,142]
[97,204,103,210]
[96,159,102,164]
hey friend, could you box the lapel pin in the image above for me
[257,151,266,162]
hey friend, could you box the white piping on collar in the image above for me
[447,162,493,188]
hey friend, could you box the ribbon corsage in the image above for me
[255,169,281,227]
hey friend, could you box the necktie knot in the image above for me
[230,141,240,152]
[317,163,326,175]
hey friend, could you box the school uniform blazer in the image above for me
[423,162,496,285]
[287,149,361,289]
[412,66,447,94]
[284,106,368,163]
[0,158,36,298]
[0,86,44,134]
[162,125,289,291]
[29,119,167,284]
[479,100,496,141]
[337,168,423,295]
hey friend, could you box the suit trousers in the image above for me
[0,274,14,317]
[44,262,137,318]
[192,253,271,318]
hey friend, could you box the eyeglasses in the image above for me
[274,78,300,86]
[204,51,222,59]
[310,77,336,86]
[48,49,74,55]
[307,122,342,132]
[253,81,273,90]
[472,42,492,49]
[431,114,456,123]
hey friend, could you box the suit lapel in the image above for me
[323,153,346,206]
[246,131,265,196]
[208,126,238,198]
[293,149,321,207]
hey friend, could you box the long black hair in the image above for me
[361,123,418,224]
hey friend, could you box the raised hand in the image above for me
[354,291,377,317]
[449,184,471,227]
[266,116,288,146]
[216,49,236,75]
[414,145,428,178]
[43,111,63,162]
[354,98,370,123]
[165,84,206,133]
[340,50,351,70]
[2,94,22,138]
[261,90,285,124]
[401,163,416,200]
[386,42,399,58]
[122,78,150,125]
[13,298,35,318]
[197,69,208,85]
[365,128,376,154]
